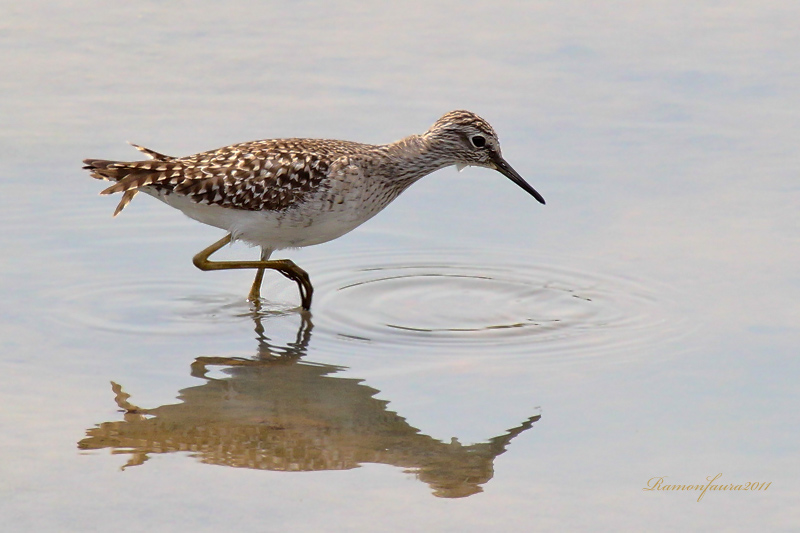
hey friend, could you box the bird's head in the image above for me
[424,110,545,205]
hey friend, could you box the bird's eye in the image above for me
[471,135,486,148]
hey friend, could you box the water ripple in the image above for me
[309,247,683,361]
[51,279,296,336]
[51,245,686,362]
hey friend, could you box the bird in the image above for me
[84,110,545,311]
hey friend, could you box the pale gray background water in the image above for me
[1,1,798,531]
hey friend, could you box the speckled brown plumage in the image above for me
[85,139,375,215]
[84,110,544,252]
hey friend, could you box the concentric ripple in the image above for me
[51,244,686,362]
[310,247,684,361]
[51,279,298,336]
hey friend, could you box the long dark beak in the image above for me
[492,156,545,205]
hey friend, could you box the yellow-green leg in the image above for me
[249,264,267,301]
[192,234,313,310]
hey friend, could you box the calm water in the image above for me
[1,2,798,531]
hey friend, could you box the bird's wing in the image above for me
[83,139,365,215]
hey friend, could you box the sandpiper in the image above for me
[84,110,545,310]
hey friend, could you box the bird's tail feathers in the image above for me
[83,144,175,216]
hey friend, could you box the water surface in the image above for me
[1,2,798,531]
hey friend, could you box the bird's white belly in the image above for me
[145,186,383,251]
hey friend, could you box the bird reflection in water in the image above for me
[78,313,541,498]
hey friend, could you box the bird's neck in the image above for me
[376,134,455,185]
